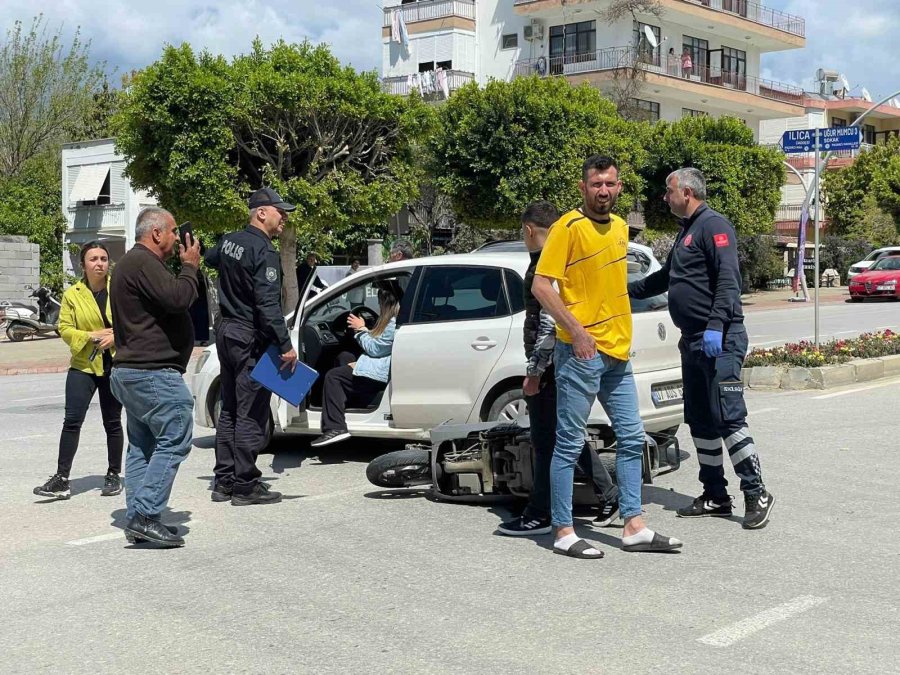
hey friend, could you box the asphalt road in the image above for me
[745,299,898,347]
[1,371,898,673]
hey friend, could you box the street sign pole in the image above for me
[813,128,820,348]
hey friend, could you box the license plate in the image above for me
[652,382,683,406]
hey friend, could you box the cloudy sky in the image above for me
[1,0,897,102]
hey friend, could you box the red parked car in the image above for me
[849,255,900,301]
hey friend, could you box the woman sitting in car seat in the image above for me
[311,288,401,448]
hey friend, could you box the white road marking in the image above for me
[751,407,778,415]
[2,433,52,442]
[6,394,65,403]
[66,520,201,546]
[812,379,900,400]
[67,532,128,546]
[697,596,826,647]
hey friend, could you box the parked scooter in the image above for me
[366,421,681,504]
[4,286,61,341]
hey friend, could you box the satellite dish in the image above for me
[892,98,900,108]
[643,25,659,49]
[861,87,872,102]
[840,74,850,91]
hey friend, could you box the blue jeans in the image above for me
[551,342,645,527]
[110,367,194,520]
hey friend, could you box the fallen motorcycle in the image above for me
[4,286,61,341]
[366,421,681,504]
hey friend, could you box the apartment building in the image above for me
[381,0,807,137]
[61,139,158,275]
[759,72,900,241]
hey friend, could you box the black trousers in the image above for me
[321,366,386,432]
[679,325,764,498]
[524,367,617,520]
[57,368,123,477]
[214,320,273,493]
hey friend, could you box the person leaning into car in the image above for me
[628,168,774,530]
[204,188,298,507]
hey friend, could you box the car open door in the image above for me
[390,265,514,430]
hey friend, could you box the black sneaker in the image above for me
[126,523,178,544]
[594,498,620,527]
[211,480,234,502]
[101,471,123,496]
[33,474,71,500]
[676,494,734,518]
[231,482,283,506]
[310,429,351,448]
[742,490,775,530]
[124,514,185,548]
[497,514,552,536]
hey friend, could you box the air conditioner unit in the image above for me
[524,20,544,42]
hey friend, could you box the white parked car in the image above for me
[848,246,900,280]
[189,243,684,446]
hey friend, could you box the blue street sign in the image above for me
[781,127,861,153]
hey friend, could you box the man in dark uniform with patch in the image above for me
[205,188,298,506]
[629,168,775,529]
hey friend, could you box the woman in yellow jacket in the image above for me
[34,242,123,500]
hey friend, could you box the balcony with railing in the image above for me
[67,204,127,234]
[513,0,804,39]
[514,46,804,108]
[764,142,875,170]
[383,0,475,26]
[382,70,475,97]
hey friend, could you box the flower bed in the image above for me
[745,330,900,368]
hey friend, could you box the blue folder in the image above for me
[250,345,319,408]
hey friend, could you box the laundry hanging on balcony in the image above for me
[390,10,409,49]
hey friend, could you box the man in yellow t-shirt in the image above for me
[532,155,683,558]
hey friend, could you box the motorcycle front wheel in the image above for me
[6,322,36,342]
[366,448,433,488]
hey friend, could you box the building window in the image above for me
[864,124,876,145]
[682,108,708,118]
[418,62,434,72]
[722,47,746,75]
[631,98,660,123]
[632,21,661,67]
[501,33,518,50]
[436,60,452,71]
[683,36,708,80]
[832,117,847,127]
[549,21,596,72]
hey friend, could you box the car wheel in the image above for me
[486,388,527,423]
[211,386,273,447]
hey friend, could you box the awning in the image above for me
[69,164,110,203]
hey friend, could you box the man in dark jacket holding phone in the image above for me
[204,188,298,506]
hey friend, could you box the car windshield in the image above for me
[871,257,900,271]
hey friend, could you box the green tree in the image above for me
[113,40,432,310]
[429,75,648,229]
[0,152,67,293]
[640,116,784,235]
[0,16,106,177]
[823,137,900,236]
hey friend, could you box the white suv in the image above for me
[848,246,900,280]
[189,245,683,444]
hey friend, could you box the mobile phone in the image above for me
[179,221,194,248]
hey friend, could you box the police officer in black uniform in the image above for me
[205,188,298,506]
[629,168,775,530]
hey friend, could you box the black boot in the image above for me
[125,514,185,548]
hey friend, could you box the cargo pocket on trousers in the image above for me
[718,381,747,423]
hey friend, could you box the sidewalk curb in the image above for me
[741,354,900,391]
[0,365,70,376]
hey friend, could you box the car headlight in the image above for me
[194,350,211,374]
[850,267,862,274]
